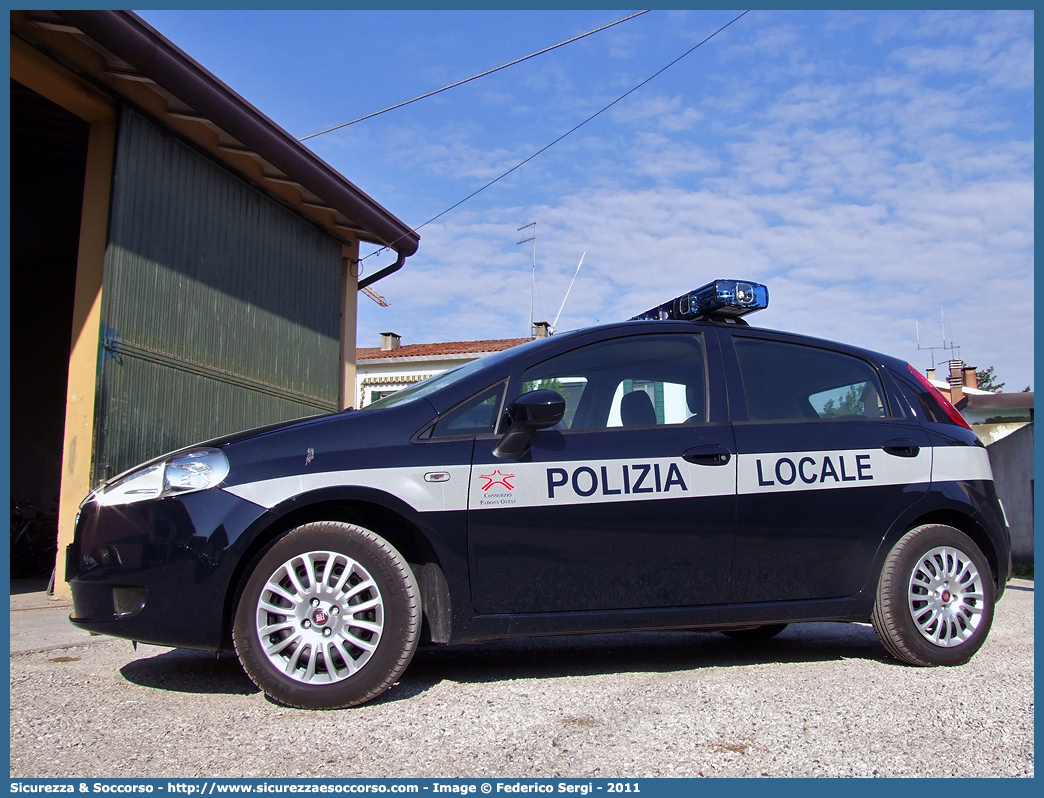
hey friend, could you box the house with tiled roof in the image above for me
[354,326,548,407]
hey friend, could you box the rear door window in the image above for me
[732,337,890,421]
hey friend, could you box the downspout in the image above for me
[358,251,407,290]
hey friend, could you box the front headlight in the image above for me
[91,448,230,507]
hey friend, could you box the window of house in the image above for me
[368,389,400,405]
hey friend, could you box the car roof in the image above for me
[382,316,912,416]
[546,318,909,371]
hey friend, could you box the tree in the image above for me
[820,384,864,417]
[975,366,1006,393]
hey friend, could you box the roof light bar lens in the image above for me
[632,279,769,321]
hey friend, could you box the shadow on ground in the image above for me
[119,622,890,704]
[375,622,889,704]
[10,579,51,596]
[121,648,260,696]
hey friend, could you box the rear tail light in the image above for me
[907,364,972,429]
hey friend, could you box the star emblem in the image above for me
[479,469,515,491]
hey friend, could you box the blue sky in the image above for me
[137,9,1034,391]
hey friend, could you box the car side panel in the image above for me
[466,327,738,614]
[720,330,933,602]
[468,427,737,613]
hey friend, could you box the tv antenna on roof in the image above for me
[916,307,960,370]
[519,221,542,336]
[517,222,537,337]
[361,285,389,307]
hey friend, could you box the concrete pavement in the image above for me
[9,579,1035,778]
[10,578,100,654]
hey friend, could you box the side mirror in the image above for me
[492,389,565,460]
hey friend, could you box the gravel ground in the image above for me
[10,580,1033,779]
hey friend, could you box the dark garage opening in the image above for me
[10,79,89,577]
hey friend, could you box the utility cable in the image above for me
[359,9,749,268]
[300,10,650,141]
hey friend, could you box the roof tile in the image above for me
[357,337,531,360]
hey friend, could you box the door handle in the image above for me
[683,444,732,466]
[883,438,920,458]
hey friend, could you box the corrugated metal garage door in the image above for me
[95,108,342,481]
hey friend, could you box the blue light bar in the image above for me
[631,279,769,321]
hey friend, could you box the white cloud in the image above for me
[627,135,719,181]
[611,94,704,132]
[878,11,1034,91]
[603,27,645,61]
[354,10,1033,391]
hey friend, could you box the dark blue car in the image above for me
[68,281,1011,709]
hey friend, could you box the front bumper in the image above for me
[68,487,268,650]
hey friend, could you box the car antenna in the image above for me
[551,252,585,334]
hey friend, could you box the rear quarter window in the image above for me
[891,374,947,424]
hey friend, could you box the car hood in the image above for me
[218,400,440,490]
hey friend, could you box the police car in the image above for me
[68,280,1011,709]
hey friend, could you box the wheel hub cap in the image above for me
[907,545,984,648]
[255,550,385,685]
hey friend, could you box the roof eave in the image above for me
[54,9,418,257]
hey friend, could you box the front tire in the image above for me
[872,524,994,666]
[233,521,420,709]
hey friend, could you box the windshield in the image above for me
[361,346,523,411]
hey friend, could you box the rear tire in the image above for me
[722,623,788,640]
[233,521,420,709]
[872,524,994,666]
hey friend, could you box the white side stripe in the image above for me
[470,457,734,511]
[931,446,994,483]
[221,446,992,513]
[223,465,472,511]
[736,447,931,495]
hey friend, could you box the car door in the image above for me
[722,332,931,603]
[466,328,738,615]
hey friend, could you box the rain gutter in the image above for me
[358,251,407,290]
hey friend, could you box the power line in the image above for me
[359,10,749,267]
[300,10,650,141]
